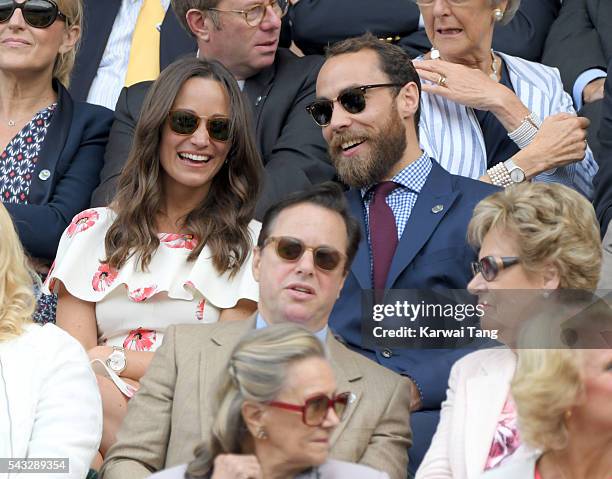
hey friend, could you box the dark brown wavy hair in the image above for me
[105,57,262,276]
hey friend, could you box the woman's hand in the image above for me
[211,454,263,479]
[512,113,590,178]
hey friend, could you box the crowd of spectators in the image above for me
[0,0,611,478]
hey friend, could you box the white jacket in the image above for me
[0,323,102,479]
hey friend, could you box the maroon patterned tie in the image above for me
[369,181,398,294]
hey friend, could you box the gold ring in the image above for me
[437,75,447,87]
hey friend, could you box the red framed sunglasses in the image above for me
[268,391,352,426]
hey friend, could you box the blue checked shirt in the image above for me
[361,152,432,242]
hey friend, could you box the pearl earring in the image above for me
[493,8,504,22]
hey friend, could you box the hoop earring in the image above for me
[493,8,504,22]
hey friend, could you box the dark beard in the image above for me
[329,112,407,188]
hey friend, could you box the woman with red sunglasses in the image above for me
[149,323,388,479]
[0,0,113,322]
[44,57,263,468]
[417,182,602,479]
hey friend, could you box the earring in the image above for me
[564,409,572,421]
[493,8,504,22]
[256,427,268,440]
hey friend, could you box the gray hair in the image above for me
[171,0,222,34]
[185,324,327,478]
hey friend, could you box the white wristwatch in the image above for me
[106,346,127,375]
[503,158,526,183]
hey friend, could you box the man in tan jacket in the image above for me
[100,183,413,479]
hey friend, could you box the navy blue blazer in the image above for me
[5,82,113,260]
[69,0,196,103]
[594,59,612,236]
[329,161,498,473]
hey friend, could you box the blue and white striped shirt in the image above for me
[416,52,598,199]
[86,0,172,110]
[360,152,432,241]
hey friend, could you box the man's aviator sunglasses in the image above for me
[167,110,231,142]
[0,0,66,28]
[262,236,345,272]
[306,83,402,127]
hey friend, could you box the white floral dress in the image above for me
[44,207,260,352]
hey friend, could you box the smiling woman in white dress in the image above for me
[44,57,263,465]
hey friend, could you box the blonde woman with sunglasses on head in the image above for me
[44,57,262,466]
[0,203,102,479]
[149,323,389,479]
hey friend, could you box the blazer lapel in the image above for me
[465,349,516,478]
[199,317,257,435]
[346,189,373,290]
[30,81,73,205]
[326,335,363,447]
[243,63,276,134]
[386,161,459,288]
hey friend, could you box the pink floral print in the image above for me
[485,395,521,470]
[159,233,197,250]
[196,298,206,321]
[128,285,158,302]
[67,209,99,237]
[92,263,118,292]
[123,328,157,352]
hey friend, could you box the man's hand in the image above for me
[405,377,422,412]
[211,454,263,479]
[583,78,606,104]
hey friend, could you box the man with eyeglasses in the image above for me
[306,34,500,474]
[100,182,413,479]
[88,0,335,219]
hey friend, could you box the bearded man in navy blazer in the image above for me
[88,0,334,218]
[307,34,499,475]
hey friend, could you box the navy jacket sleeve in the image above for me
[6,102,113,260]
[594,62,612,235]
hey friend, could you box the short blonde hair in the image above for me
[54,0,83,87]
[512,347,583,451]
[467,183,602,290]
[0,205,36,342]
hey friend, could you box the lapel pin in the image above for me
[38,169,51,181]
[431,204,444,214]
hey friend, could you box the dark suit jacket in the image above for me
[329,161,499,474]
[5,82,113,261]
[542,0,612,94]
[69,0,197,103]
[594,60,612,235]
[90,49,334,218]
[288,0,559,61]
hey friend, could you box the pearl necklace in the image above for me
[430,47,500,81]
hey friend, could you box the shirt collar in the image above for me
[360,152,432,199]
[256,313,329,344]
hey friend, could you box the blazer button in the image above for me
[38,169,51,181]
[381,348,393,358]
[431,204,444,214]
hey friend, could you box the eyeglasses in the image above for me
[415,0,471,6]
[0,0,66,28]
[268,392,352,426]
[305,83,402,127]
[167,110,230,142]
[263,236,345,272]
[471,256,520,282]
[205,0,288,28]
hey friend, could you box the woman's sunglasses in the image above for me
[167,110,230,142]
[263,236,345,272]
[0,0,66,28]
[305,83,401,127]
[471,256,520,282]
[268,392,352,426]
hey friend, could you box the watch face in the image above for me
[108,353,126,372]
[510,168,525,183]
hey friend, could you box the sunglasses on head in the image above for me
[305,83,402,127]
[0,0,66,28]
[263,236,345,272]
[167,110,230,142]
[471,256,520,282]
[268,391,352,427]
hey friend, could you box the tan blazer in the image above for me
[148,459,391,478]
[416,348,532,479]
[100,318,412,479]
